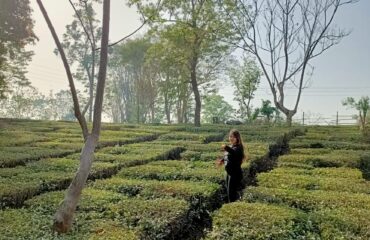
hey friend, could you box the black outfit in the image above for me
[223,144,243,202]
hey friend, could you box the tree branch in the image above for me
[92,0,110,136]
[37,0,89,140]
[68,0,94,48]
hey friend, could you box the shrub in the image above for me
[244,186,370,211]
[0,147,76,167]
[32,141,83,150]
[118,160,225,183]
[158,132,203,141]
[0,131,50,147]
[360,153,370,180]
[0,204,139,239]
[257,169,370,194]
[107,198,190,239]
[278,151,362,168]
[91,177,221,208]
[206,202,312,240]
[289,139,370,150]
[25,189,124,213]
[313,207,370,239]
[0,160,117,208]
[267,166,363,179]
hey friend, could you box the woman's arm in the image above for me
[224,145,244,160]
[224,145,237,154]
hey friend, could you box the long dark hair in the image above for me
[229,129,246,162]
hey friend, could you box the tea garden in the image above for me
[0,119,369,239]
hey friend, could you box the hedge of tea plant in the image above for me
[0,119,299,239]
[0,147,76,167]
[0,159,116,208]
[1,189,190,239]
[205,202,317,240]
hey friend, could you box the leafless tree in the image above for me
[36,0,110,233]
[223,0,357,126]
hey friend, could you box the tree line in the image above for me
[0,0,358,127]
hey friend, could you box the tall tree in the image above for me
[0,0,37,99]
[55,0,102,121]
[223,0,357,126]
[228,56,261,121]
[37,0,110,233]
[131,0,238,126]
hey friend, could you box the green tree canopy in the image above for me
[0,0,37,98]
[257,100,278,123]
[130,0,239,126]
[202,94,234,124]
[228,56,261,121]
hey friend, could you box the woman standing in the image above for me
[218,129,246,202]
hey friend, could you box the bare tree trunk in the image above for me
[88,12,97,123]
[177,101,183,123]
[89,59,94,122]
[182,90,189,124]
[136,95,140,123]
[164,93,171,124]
[151,102,155,123]
[44,0,110,233]
[190,59,201,127]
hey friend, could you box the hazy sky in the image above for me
[27,0,370,124]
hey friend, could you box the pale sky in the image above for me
[27,0,370,124]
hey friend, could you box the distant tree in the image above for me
[257,100,278,123]
[223,0,358,126]
[228,56,261,121]
[342,96,369,132]
[37,0,110,233]
[0,0,37,98]
[145,34,192,124]
[0,85,41,118]
[105,37,158,123]
[51,89,86,121]
[202,94,235,124]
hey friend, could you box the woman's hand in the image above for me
[221,144,226,151]
[215,158,224,168]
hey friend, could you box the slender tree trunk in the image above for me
[51,0,111,233]
[151,103,155,123]
[190,59,201,127]
[88,8,97,123]
[164,93,171,124]
[136,95,140,123]
[177,101,183,123]
[182,91,189,124]
[119,103,125,123]
[89,56,94,122]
